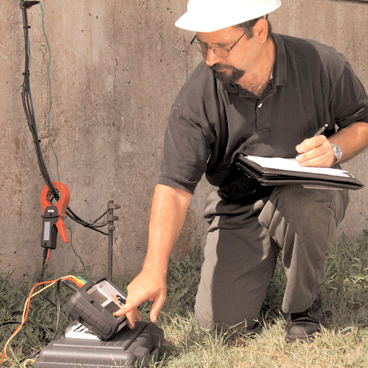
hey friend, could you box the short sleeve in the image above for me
[332,60,368,128]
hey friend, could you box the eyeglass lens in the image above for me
[193,43,229,58]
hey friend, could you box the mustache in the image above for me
[210,64,237,72]
[209,63,245,85]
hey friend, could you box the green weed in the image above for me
[1,236,367,367]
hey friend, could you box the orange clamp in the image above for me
[40,182,70,243]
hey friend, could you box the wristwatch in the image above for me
[330,142,343,164]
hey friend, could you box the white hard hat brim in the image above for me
[175,0,282,33]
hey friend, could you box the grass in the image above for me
[1,234,368,367]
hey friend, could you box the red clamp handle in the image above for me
[40,182,70,243]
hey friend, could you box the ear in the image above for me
[253,18,269,43]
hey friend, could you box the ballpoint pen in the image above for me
[313,123,328,137]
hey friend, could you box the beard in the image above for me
[210,63,245,85]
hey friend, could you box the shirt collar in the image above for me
[272,33,287,87]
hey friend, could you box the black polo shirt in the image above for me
[158,34,368,194]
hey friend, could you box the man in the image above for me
[116,0,368,341]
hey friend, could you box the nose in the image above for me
[204,48,220,67]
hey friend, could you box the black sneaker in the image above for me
[285,294,323,342]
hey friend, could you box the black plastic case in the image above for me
[34,321,164,368]
[65,277,128,341]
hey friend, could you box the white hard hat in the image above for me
[175,0,282,32]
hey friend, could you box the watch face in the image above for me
[332,143,342,162]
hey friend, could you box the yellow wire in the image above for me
[69,275,86,286]
[22,281,57,320]
[20,274,84,322]
[3,275,85,365]
[23,358,35,367]
[3,281,58,365]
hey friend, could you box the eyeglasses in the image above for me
[190,30,248,58]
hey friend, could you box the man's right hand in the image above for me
[114,184,192,329]
[114,268,167,328]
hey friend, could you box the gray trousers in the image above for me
[194,184,349,331]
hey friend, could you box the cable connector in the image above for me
[20,1,41,9]
[60,279,79,292]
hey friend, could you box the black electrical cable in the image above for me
[19,0,110,235]
[16,5,112,362]
[66,207,109,235]
[59,278,79,292]
[0,321,21,327]
[38,249,58,309]
[53,280,62,338]
[20,0,58,199]
[23,1,41,8]
[19,280,63,364]
[39,248,49,282]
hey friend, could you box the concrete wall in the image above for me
[0,0,367,281]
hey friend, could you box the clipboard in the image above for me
[236,154,364,190]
